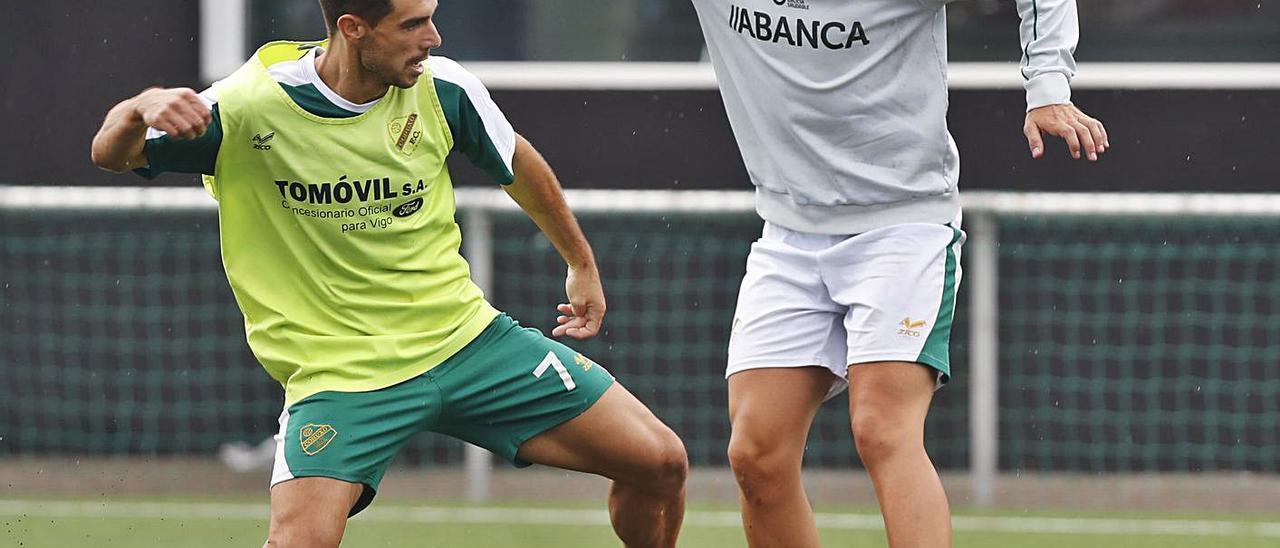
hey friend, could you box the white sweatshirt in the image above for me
[692,0,1079,234]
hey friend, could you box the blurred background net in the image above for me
[4,202,1278,474]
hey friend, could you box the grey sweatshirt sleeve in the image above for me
[1015,0,1079,110]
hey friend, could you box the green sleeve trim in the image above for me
[433,78,515,185]
[133,104,224,179]
[1020,0,1039,81]
[282,83,361,119]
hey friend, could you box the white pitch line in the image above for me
[1,500,1277,538]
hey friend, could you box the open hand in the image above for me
[552,266,606,340]
[1024,103,1109,161]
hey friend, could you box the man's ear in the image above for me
[335,13,368,42]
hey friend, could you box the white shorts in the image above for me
[727,219,965,398]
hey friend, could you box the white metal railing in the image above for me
[463,62,1280,91]
[10,186,1280,217]
[5,186,1280,505]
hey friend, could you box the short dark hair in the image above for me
[318,0,394,34]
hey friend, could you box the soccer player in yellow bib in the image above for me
[90,1,687,546]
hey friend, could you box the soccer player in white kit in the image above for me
[690,1,1107,546]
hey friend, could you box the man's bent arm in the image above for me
[91,88,212,172]
[91,95,151,172]
[503,134,605,339]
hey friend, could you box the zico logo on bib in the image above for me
[251,132,275,151]
[388,113,423,156]
[299,423,338,456]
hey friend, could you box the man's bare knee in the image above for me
[623,426,688,496]
[654,433,690,492]
[727,434,802,503]
[851,410,922,467]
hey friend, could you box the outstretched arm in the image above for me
[502,134,605,340]
[1014,0,1109,161]
[91,87,211,172]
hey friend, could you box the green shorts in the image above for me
[270,314,615,515]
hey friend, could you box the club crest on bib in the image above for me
[299,423,337,456]
[388,113,423,156]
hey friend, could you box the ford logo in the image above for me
[393,197,424,218]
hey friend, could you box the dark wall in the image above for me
[949,89,1276,192]
[0,1,201,187]
[455,88,1279,193]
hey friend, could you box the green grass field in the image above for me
[3,497,1278,547]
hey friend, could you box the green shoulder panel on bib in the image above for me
[433,79,514,185]
[211,40,497,406]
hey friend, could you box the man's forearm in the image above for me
[504,135,597,271]
[91,96,148,172]
[1016,0,1079,110]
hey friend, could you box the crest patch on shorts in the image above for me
[299,423,337,456]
